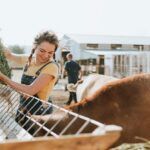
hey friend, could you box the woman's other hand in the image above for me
[3,49,27,65]
[0,71,8,85]
[4,49,12,59]
[0,71,6,81]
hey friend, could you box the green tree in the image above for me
[0,39,11,79]
[9,45,25,54]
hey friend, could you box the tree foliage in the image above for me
[9,45,25,54]
[0,39,11,79]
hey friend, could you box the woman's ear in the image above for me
[53,53,56,59]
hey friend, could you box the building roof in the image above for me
[64,34,150,45]
[85,50,148,56]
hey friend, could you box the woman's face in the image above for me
[35,41,56,65]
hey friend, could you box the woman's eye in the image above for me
[49,52,54,54]
[40,49,45,52]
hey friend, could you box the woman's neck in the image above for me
[34,58,53,66]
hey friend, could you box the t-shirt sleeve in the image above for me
[40,63,58,79]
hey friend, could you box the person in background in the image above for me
[66,79,83,103]
[64,53,82,105]
[0,31,59,119]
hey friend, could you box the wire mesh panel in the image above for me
[0,84,122,149]
[0,84,32,141]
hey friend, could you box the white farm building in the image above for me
[56,34,150,78]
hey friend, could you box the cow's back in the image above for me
[77,74,118,101]
[79,73,150,145]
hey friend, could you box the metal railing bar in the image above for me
[59,115,79,136]
[75,119,90,135]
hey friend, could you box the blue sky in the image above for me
[0,0,150,46]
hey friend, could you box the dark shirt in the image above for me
[65,60,81,84]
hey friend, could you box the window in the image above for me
[86,44,98,49]
[133,45,144,50]
[111,44,122,50]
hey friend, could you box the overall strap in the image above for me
[23,61,53,74]
[35,61,58,76]
[23,64,28,73]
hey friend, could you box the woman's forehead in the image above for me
[38,41,56,52]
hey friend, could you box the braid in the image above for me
[27,48,36,69]
[25,31,59,71]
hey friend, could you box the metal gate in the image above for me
[0,84,122,150]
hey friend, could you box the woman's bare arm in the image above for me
[0,72,54,96]
[4,49,28,65]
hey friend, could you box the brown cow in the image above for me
[32,73,150,146]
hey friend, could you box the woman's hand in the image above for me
[4,49,12,59]
[0,72,6,81]
[4,49,27,65]
[0,71,8,85]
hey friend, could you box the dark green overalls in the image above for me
[15,61,56,134]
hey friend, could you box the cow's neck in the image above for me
[67,98,96,120]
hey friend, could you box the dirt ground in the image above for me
[50,89,69,106]
[50,78,77,107]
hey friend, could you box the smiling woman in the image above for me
[34,42,56,65]
[0,31,59,117]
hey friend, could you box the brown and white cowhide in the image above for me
[76,74,118,101]
[32,73,150,146]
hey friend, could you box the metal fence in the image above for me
[0,84,122,149]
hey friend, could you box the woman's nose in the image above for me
[44,52,50,58]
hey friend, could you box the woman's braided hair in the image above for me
[27,31,59,67]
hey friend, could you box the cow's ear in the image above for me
[63,105,72,111]
[64,104,81,113]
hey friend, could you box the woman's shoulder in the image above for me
[45,61,59,68]
[41,62,59,74]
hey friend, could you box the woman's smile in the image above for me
[35,41,56,64]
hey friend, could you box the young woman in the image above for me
[0,31,59,116]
